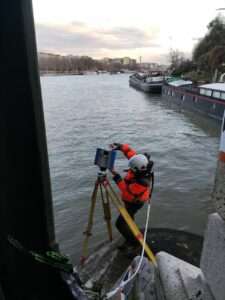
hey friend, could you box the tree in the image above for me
[169,49,185,70]
[190,16,225,80]
[172,59,196,76]
[208,45,225,71]
[168,49,195,75]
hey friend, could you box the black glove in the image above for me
[110,143,122,150]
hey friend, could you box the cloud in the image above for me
[35,22,160,57]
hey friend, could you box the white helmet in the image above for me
[128,154,148,172]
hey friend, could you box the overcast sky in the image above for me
[33,0,225,63]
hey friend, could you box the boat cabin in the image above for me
[167,79,193,87]
[146,76,165,83]
[199,83,225,101]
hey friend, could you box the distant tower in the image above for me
[139,56,142,64]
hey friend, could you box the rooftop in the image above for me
[168,79,192,87]
[200,83,225,92]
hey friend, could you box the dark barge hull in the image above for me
[129,77,162,93]
[162,84,225,121]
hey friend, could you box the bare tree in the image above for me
[169,49,185,71]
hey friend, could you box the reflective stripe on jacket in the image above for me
[113,144,151,203]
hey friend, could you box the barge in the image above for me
[162,80,225,121]
[129,72,165,93]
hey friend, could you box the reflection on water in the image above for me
[40,74,220,263]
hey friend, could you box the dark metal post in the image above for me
[0,1,74,299]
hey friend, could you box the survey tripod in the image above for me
[80,170,157,266]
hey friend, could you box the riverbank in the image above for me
[39,70,134,76]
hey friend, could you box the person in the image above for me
[110,143,153,250]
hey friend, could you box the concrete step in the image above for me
[201,213,225,300]
[156,252,213,300]
[118,256,157,300]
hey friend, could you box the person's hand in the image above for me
[109,143,122,150]
[110,168,118,176]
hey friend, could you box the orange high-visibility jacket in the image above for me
[113,144,151,203]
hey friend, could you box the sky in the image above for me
[32,0,225,64]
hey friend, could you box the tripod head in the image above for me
[97,169,107,183]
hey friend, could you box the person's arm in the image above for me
[120,144,137,159]
[110,143,137,159]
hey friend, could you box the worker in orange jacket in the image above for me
[110,143,153,249]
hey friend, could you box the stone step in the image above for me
[156,252,213,300]
[200,213,225,300]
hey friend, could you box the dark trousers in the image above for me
[115,201,144,245]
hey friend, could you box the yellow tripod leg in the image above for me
[107,181,124,206]
[105,183,157,267]
[80,181,99,265]
[100,184,113,241]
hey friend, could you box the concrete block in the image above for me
[212,161,225,220]
[155,269,167,300]
[157,252,213,300]
[201,213,225,300]
[125,256,157,300]
[130,256,157,300]
[109,256,157,300]
[179,268,213,300]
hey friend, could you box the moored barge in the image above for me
[162,81,225,121]
[129,72,165,93]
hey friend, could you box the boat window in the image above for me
[205,89,212,97]
[213,91,220,99]
[200,88,205,95]
[220,92,225,100]
[146,77,152,83]
[151,76,164,82]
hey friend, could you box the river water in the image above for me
[40,74,220,264]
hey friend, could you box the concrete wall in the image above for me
[201,213,225,300]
